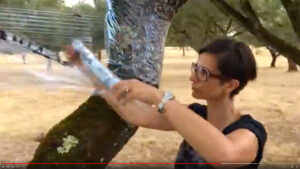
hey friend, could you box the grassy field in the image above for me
[0,47,299,166]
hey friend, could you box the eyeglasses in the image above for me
[191,62,228,82]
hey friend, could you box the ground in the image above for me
[0,47,299,166]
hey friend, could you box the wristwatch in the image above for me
[157,91,175,114]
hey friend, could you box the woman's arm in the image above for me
[112,79,259,168]
[101,89,175,131]
[65,46,174,131]
[161,100,258,168]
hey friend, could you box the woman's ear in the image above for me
[225,79,240,94]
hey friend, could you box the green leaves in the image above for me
[167,0,247,50]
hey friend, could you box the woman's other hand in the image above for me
[65,45,82,67]
[111,79,164,106]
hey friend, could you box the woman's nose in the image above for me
[189,74,197,82]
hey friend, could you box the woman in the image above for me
[69,38,267,169]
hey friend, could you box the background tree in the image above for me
[167,0,299,71]
[210,0,299,71]
[167,0,250,51]
[0,0,27,8]
[266,46,280,68]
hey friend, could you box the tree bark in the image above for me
[271,56,277,68]
[28,96,137,169]
[27,0,187,168]
[267,47,297,71]
[268,49,278,68]
[267,46,279,68]
[210,0,300,66]
[288,57,298,71]
[280,0,300,71]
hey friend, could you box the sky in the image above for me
[65,0,95,7]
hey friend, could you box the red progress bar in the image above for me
[1,163,221,165]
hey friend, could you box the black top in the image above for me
[175,103,267,169]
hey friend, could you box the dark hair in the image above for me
[199,38,257,98]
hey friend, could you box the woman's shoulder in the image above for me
[188,103,208,119]
[233,115,266,134]
[225,114,267,139]
[225,114,267,163]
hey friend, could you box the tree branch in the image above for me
[213,20,226,34]
[225,19,233,33]
[210,0,300,65]
[202,17,214,45]
[281,0,300,40]
[240,0,261,25]
[171,24,186,34]
[231,31,245,37]
[168,0,189,12]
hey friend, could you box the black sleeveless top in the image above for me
[175,103,267,169]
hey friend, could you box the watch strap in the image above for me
[157,91,175,114]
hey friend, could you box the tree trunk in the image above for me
[270,56,277,68]
[182,46,185,57]
[28,96,137,169]
[288,57,298,71]
[267,48,278,68]
[27,0,187,168]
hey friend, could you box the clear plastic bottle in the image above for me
[72,40,120,90]
[71,40,155,117]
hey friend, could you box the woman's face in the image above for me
[189,52,229,101]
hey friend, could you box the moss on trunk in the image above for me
[27,96,137,169]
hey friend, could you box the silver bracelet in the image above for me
[157,91,175,114]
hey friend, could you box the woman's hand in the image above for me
[65,45,83,67]
[111,79,164,106]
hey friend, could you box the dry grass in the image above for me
[0,47,299,165]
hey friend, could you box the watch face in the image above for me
[166,91,174,100]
